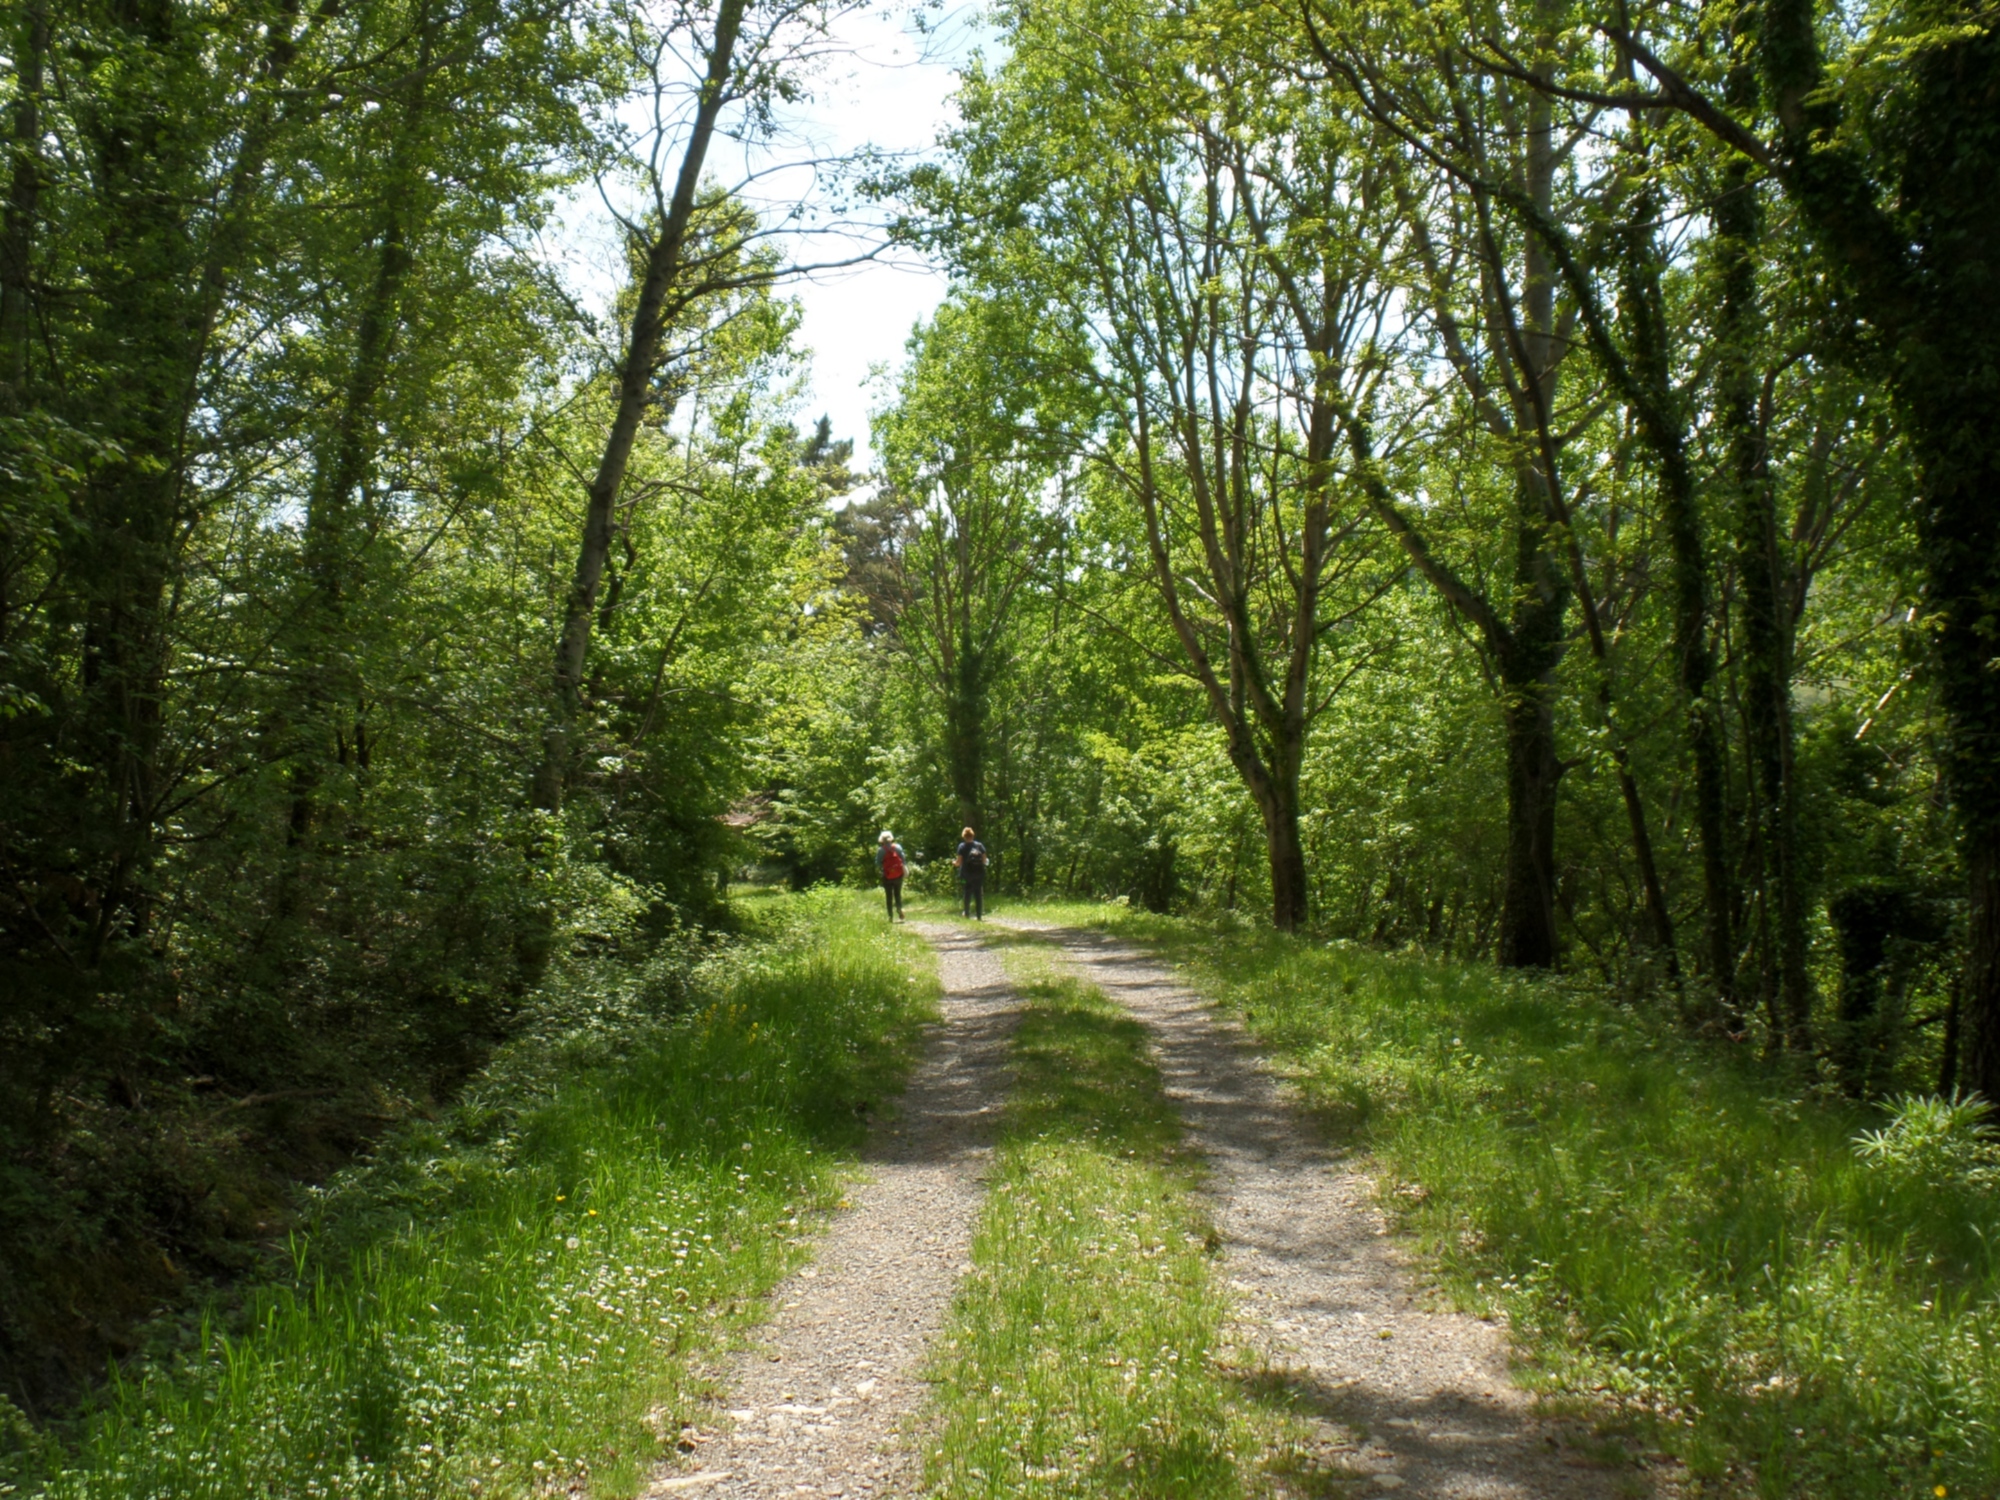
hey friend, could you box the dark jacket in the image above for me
[955,840,988,880]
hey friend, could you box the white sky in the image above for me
[771,4,985,468]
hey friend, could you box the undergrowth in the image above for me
[1006,900,2000,1500]
[3,890,935,1500]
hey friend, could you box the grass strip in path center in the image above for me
[919,939,1330,1498]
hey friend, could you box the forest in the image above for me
[0,0,1995,1489]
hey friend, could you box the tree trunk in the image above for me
[1713,142,1810,1046]
[1930,449,2000,1103]
[1496,469,1568,968]
[1888,25,2000,1099]
[1224,736,1308,933]
[1224,806,1248,911]
[290,3,433,841]
[1497,648,1562,968]
[1938,972,1963,1094]
[68,0,298,955]
[87,0,305,908]
[1610,162,1735,1008]
[1263,789,1308,934]
[1590,0,2000,1081]
[1484,97,1729,1001]
[1349,438,1572,968]
[533,0,746,810]
[0,0,45,399]
[1497,81,1570,969]
[945,635,986,837]
[1747,0,2000,1093]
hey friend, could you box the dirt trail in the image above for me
[645,923,1014,1499]
[1003,919,1657,1500]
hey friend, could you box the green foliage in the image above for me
[862,0,1985,1086]
[1296,591,1508,949]
[3,0,1994,1451]
[4,891,935,1498]
[869,294,1078,869]
[0,0,872,1403]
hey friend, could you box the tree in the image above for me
[1297,3,1624,966]
[0,0,603,1402]
[874,295,1064,860]
[534,0,753,810]
[914,0,1397,929]
[1456,0,2000,1081]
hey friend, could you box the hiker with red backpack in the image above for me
[953,826,988,920]
[875,830,907,921]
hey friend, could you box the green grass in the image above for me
[920,942,1347,1498]
[16,890,936,1500]
[999,900,2000,1499]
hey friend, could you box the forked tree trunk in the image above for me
[1351,441,1572,968]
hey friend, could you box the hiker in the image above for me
[953,826,988,920]
[875,830,906,921]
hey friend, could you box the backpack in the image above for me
[881,844,905,880]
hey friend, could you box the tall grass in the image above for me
[11,891,934,1500]
[1007,901,2000,1500]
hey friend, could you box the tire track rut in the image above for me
[1004,919,1658,1500]
[645,924,1014,1499]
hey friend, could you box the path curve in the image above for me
[645,923,1014,1498]
[1003,920,1658,1500]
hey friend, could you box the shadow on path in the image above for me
[1002,920,1664,1500]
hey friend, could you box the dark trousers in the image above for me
[883,876,903,919]
[961,878,984,919]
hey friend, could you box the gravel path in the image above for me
[1003,920,1661,1500]
[644,923,1014,1499]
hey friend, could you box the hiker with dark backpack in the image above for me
[875,830,907,921]
[953,826,988,920]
